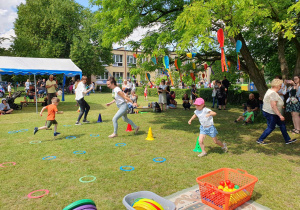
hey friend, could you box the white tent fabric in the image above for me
[0,56,82,76]
[0,56,82,113]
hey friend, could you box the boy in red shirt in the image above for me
[34,97,63,136]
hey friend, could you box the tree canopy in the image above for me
[93,0,300,96]
[12,0,112,77]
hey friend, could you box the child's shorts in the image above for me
[200,125,218,137]
[46,120,58,128]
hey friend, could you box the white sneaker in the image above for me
[75,122,82,125]
[222,142,228,153]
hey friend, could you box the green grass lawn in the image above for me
[0,93,299,209]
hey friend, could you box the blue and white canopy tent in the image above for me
[0,56,82,113]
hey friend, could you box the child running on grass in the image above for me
[188,98,228,157]
[234,106,254,125]
[34,97,63,136]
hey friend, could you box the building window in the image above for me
[113,72,123,79]
[113,54,123,67]
[127,73,131,79]
[127,55,136,66]
[96,71,108,80]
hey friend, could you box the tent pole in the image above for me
[62,74,66,101]
[34,74,37,114]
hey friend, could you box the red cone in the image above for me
[126,124,133,132]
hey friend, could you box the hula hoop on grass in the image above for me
[66,136,76,140]
[42,156,56,160]
[18,129,28,132]
[30,141,42,144]
[73,151,86,155]
[115,143,126,147]
[153,157,166,163]
[120,166,134,171]
[8,130,18,134]
[27,189,49,199]
[79,175,96,183]
[90,134,99,137]
[0,162,16,167]
[63,125,71,127]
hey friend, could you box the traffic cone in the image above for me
[145,127,154,141]
[193,136,202,152]
[126,124,133,132]
[77,107,80,112]
[97,113,102,123]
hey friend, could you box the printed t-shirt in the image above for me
[194,107,214,127]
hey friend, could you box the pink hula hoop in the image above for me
[27,189,49,199]
[0,162,16,167]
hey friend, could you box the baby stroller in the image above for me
[6,90,24,110]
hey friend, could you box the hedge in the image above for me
[135,87,259,105]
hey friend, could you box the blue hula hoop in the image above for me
[153,157,166,163]
[73,151,86,155]
[18,129,28,132]
[30,141,42,144]
[66,136,76,140]
[115,143,126,147]
[90,134,100,137]
[42,156,56,160]
[8,130,18,134]
[120,166,135,171]
[79,175,96,183]
[63,125,71,127]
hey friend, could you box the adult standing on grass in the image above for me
[286,75,300,134]
[75,76,93,125]
[106,77,139,138]
[216,80,226,110]
[257,79,297,145]
[46,75,57,105]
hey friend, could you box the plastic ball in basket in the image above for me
[196,168,258,210]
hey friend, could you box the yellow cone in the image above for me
[145,127,154,141]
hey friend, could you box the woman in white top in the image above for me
[106,77,139,138]
[257,79,296,145]
[157,79,167,111]
[75,76,93,125]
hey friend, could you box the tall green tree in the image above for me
[70,9,112,77]
[93,0,300,97]
[12,0,112,77]
[13,0,82,58]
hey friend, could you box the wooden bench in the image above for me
[21,101,43,107]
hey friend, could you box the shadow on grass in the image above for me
[41,133,86,142]
[147,106,300,159]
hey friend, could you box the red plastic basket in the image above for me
[196,168,258,210]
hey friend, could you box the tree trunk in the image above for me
[235,33,268,97]
[292,38,300,76]
[278,32,289,79]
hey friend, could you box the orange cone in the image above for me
[145,127,154,141]
[126,124,133,132]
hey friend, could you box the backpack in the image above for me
[154,102,161,113]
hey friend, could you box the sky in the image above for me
[0,0,150,49]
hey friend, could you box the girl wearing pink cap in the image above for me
[188,97,228,157]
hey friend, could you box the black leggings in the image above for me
[77,98,90,122]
